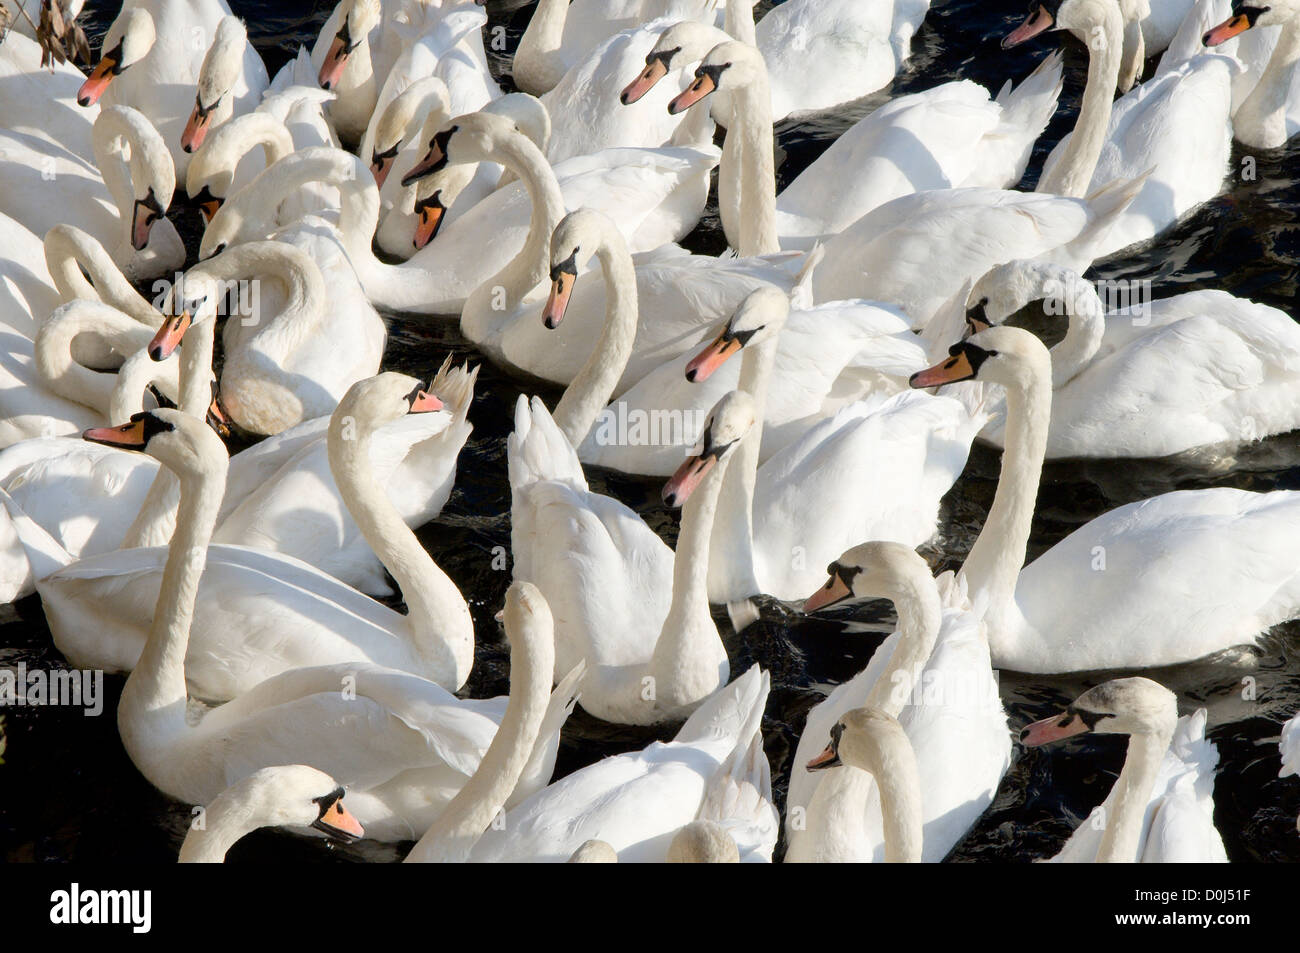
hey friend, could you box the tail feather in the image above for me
[507,395,588,493]
[674,665,769,749]
[994,50,1063,130]
[427,356,479,425]
[0,487,74,587]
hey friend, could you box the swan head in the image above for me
[83,408,226,477]
[502,580,554,654]
[370,77,452,189]
[667,40,763,115]
[567,839,619,863]
[684,286,789,383]
[1020,677,1178,746]
[909,326,1051,394]
[622,21,723,105]
[182,17,249,154]
[966,260,1096,337]
[666,821,740,863]
[319,0,381,91]
[1204,1,1284,46]
[331,372,446,440]
[185,114,295,220]
[542,209,624,328]
[400,111,512,188]
[95,106,177,252]
[204,766,365,846]
[1003,0,1117,49]
[77,7,154,106]
[803,541,931,614]
[806,707,908,775]
[662,390,755,508]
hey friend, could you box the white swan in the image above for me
[788,542,1010,863]
[8,375,476,700]
[88,420,574,839]
[968,259,1300,458]
[1021,678,1227,862]
[310,0,381,145]
[200,126,716,315]
[801,707,924,862]
[909,325,1300,672]
[465,665,776,862]
[0,104,184,280]
[80,1,267,178]
[1009,0,1234,259]
[0,29,98,163]
[158,237,383,436]
[1204,0,1300,147]
[179,16,270,155]
[510,391,749,725]
[178,765,364,862]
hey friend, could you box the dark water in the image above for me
[2,0,1298,863]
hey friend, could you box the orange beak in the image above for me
[313,797,365,844]
[621,57,668,105]
[803,574,853,614]
[83,417,148,449]
[1203,14,1252,46]
[402,142,446,187]
[198,194,223,224]
[684,331,742,383]
[1020,711,1090,747]
[409,388,444,413]
[371,152,395,189]
[149,311,191,361]
[412,193,446,250]
[1002,6,1055,49]
[663,452,717,508]
[77,54,118,106]
[542,272,575,329]
[181,100,214,153]
[668,71,716,115]
[318,27,355,91]
[908,350,977,389]
[805,742,842,771]
[131,197,162,251]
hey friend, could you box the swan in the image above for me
[512,0,723,95]
[0,104,184,280]
[178,765,364,862]
[909,325,1300,672]
[546,212,923,475]
[0,353,476,600]
[802,707,924,863]
[179,15,270,154]
[8,375,476,700]
[79,2,267,178]
[465,665,777,862]
[156,237,383,436]
[185,111,296,221]
[684,287,986,605]
[1020,678,1227,862]
[788,542,1009,863]
[311,0,381,146]
[510,391,750,725]
[1008,0,1234,259]
[1204,0,1300,147]
[0,28,98,163]
[200,127,716,314]
[967,259,1300,458]
[86,414,575,839]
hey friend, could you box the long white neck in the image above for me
[117,453,227,777]
[869,726,924,863]
[328,410,474,688]
[178,783,280,863]
[725,0,758,45]
[92,107,173,260]
[728,69,779,256]
[1095,725,1172,862]
[961,362,1052,640]
[709,332,778,601]
[1013,263,1106,387]
[552,239,638,447]
[866,575,944,719]
[793,766,875,862]
[404,615,553,863]
[1037,4,1124,197]
[463,131,567,324]
[120,316,217,551]
[1237,25,1300,146]
[34,303,164,414]
[513,0,570,93]
[44,227,159,325]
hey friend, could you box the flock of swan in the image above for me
[1,0,1298,863]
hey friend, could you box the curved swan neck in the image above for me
[514,0,569,93]
[404,620,553,863]
[327,410,472,682]
[866,575,944,719]
[871,727,924,863]
[1018,263,1106,387]
[961,362,1052,629]
[1096,725,1173,862]
[44,228,158,324]
[725,0,758,45]
[1037,4,1124,197]
[34,303,159,413]
[553,236,638,446]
